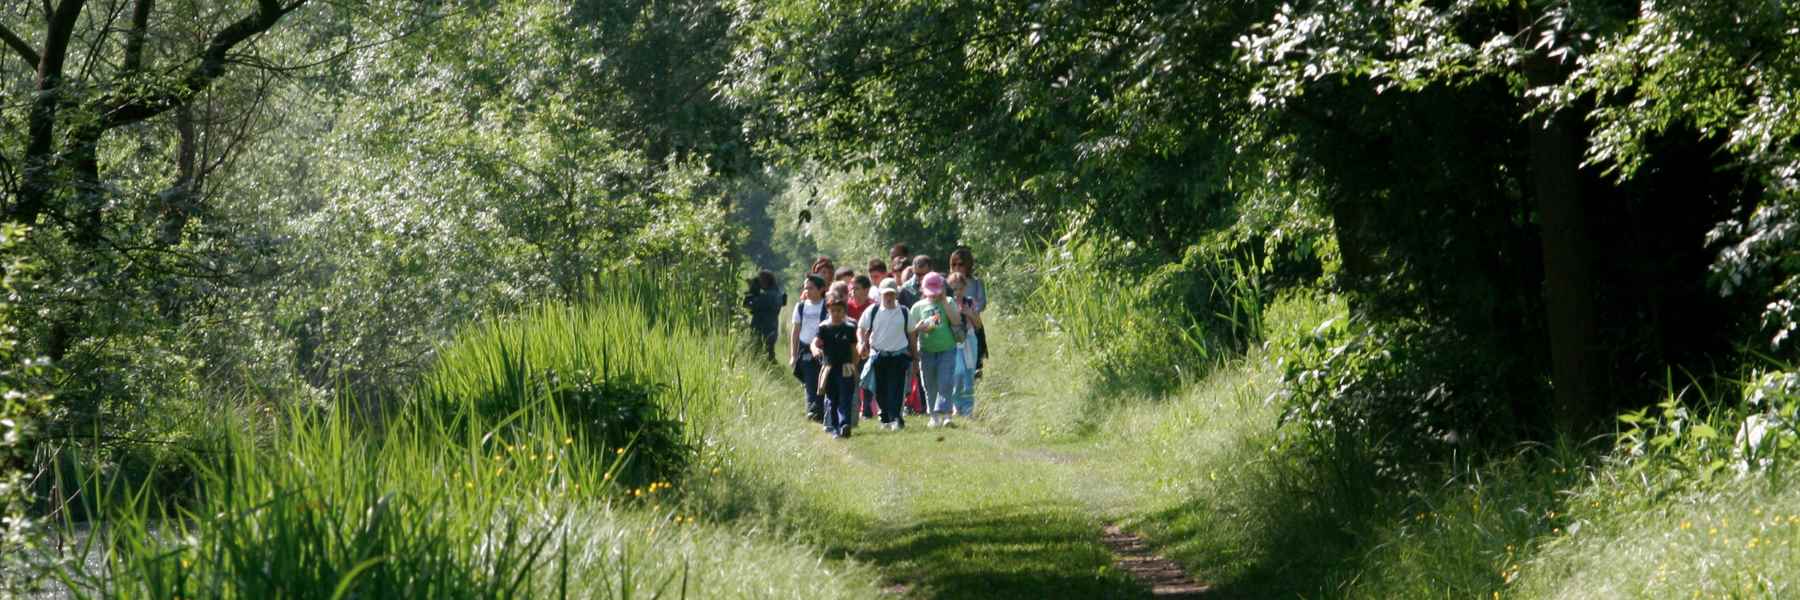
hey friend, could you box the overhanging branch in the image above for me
[0,23,41,68]
[100,0,309,129]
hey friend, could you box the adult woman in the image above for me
[811,291,861,438]
[789,275,828,422]
[910,272,964,428]
[949,247,989,374]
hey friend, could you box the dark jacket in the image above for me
[745,287,786,337]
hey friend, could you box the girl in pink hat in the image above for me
[909,271,965,427]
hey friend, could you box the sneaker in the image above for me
[927,416,941,428]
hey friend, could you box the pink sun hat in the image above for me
[921,272,946,296]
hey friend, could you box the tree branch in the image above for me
[217,7,460,76]
[100,0,308,129]
[0,23,40,67]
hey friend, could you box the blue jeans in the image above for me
[953,336,979,416]
[919,348,958,416]
[822,365,857,435]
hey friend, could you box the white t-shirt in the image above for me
[791,300,825,344]
[858,302,910,353]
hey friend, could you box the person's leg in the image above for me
[922,350,957,418]
[875,355,907,427]
[859,359,876,418]
[974,327,988,374]
[954,337,978,416]
[827,373,856,436]
[763,333,778,363]
[905,363,924,414]
[800,355,822,421]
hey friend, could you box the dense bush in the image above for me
[1272,307,1550,469]
[1,224,53,595]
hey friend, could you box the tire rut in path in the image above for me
[1101,524,1213,598]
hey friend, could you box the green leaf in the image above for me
[1689,423,1718,440]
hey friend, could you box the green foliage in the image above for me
[724,0,1267,250]
[1274,301,1545,467]
[1612,369,1800,493]
[1028,232,1265,397]
[0,224,53,595]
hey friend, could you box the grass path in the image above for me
[796,415,1162,599]
[717,314,1249,599]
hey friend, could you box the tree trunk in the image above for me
[1525,55,1603,436]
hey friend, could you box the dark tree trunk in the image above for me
[13,0,88,226]
[1525,54,1603,436]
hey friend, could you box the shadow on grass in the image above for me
[842,503,1152,600]
[1126,441,1584,599]
[1129,489,1360,599]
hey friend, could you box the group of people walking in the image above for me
[744,244,988,439]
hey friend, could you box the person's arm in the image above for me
[857,313,872,356]
[811,332,826,358]
[788,305,802,366]
[910,305,935,335]
[971,279,987,314]
[943,298,963,329]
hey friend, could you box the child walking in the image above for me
[858,278,916,430]
[811,291,861,438]
[911,272,964,428]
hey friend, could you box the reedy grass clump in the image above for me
[420,275,747,488]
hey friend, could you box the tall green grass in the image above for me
[1027,234,1264,397]
[50,276,881,599]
